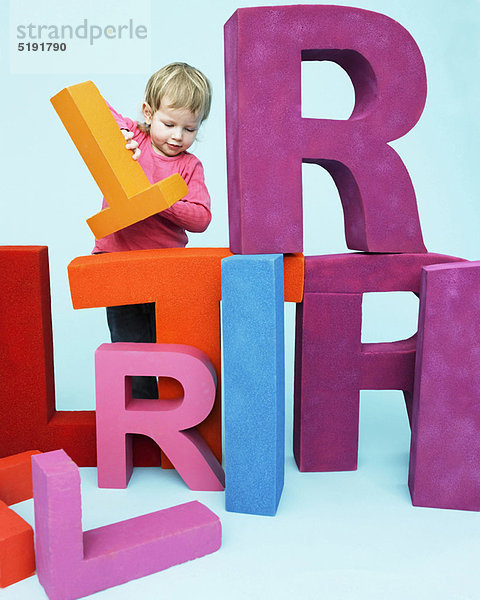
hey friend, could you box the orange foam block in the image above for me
[68,248,304,468]
[0,502,35,588]
[0,451,40,587]
[284,253,304,303]
[69,249,304,307]
[0,451,41,506]
[50,81,188,239]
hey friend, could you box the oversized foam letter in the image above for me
[0,246,96,466]
[294,253,466,472]
[0,451,39,587]
[222,255,285,516]
[32,450,222,600]
[225,5,427,254]
[68,248,304,469]
[409,262,480,511]
[51,81,187,239]
[95,343,224,490]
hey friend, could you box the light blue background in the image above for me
[2,1,480,599]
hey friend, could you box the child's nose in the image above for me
[171,127,183,140]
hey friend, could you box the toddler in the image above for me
[93,62,212,399]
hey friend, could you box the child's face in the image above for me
[143,98,201,157]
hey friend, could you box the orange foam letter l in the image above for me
[51,81,188,239]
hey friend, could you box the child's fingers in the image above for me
[125,142,141,160]
[123,133,140,159]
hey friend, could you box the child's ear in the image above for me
[142,102,153,124]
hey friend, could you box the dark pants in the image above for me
[106,303,159,399]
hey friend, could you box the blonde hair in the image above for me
[142,62,212,131]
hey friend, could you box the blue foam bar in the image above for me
[221,254,285,516]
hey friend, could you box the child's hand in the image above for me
[121,129,141,160]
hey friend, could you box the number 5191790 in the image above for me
[18,42,66,51]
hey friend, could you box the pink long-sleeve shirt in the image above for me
[92,104,211,253]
